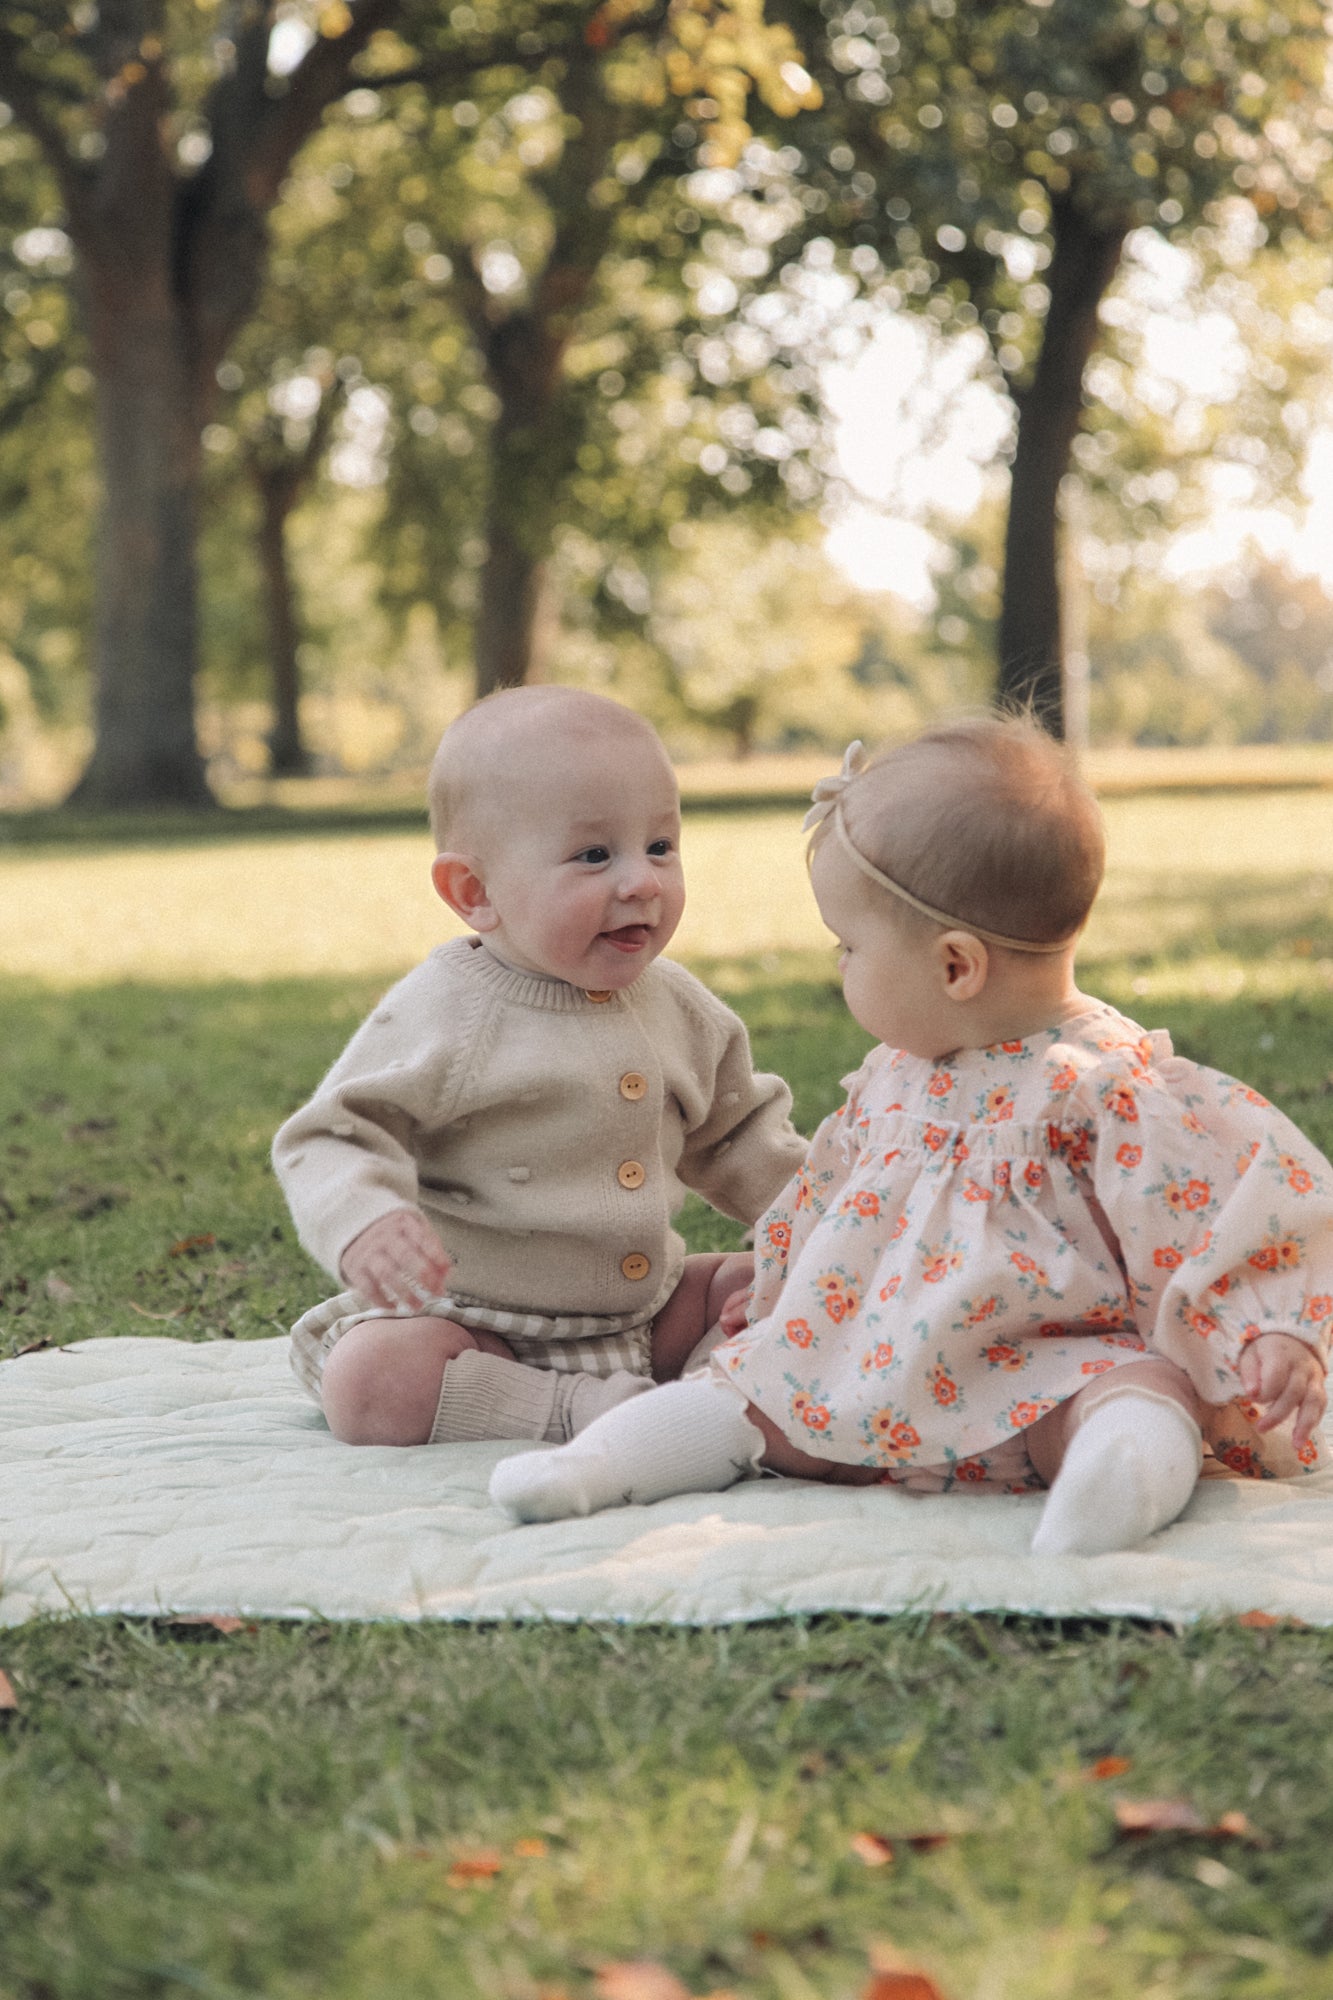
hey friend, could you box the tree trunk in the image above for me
[998,192,1126,735]
[255,473,311,775]
[68,267,212,808]
[475,519,551,696]
[472,315,567,698]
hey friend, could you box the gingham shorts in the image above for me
[289,1288,656,1407]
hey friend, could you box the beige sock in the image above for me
[429,1350,650,1445]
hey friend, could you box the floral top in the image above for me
[713,1001,1333,1488]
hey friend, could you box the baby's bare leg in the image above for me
[1028,1357,1204,1557]
[650,1251,755,1381]
[321,1316,515,1445]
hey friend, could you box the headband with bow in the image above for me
[804,742,1075,956]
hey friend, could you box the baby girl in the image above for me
[491,716,1333,1555]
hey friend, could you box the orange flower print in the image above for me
[1241,1087,1271,1109]
[1280,1154,1315,1195]
[1022,1161,1044,1191]
[1049,1063,1078,1094]
[1007,1398,1055,1429]
[1297,1437,1320,1468]
[1185,1308,1220,1339]
[765,1219,792,1256]
[881,1148,903,1170]
[993,1160,1012,1189]
[1236,1140,1261,1176]
[999,1039,1025,1055]
[1209,1272,1233,1297]
[982,1085,1015,1123]
[878,1273,903,1303]
[1083,1303,1128,1328]
[866,1410,920,1458]
[927,1070,954,1098]
[982,1342,1026,1371]
[1009,1250,1050,1285]
[1165,1178,1211,1214]
[928,1363,960,1406]
[1217,1441,1257,1476]
[921,1244,965,1284]
[891,1211,910,1241]
[1103,1082,1138,1122]
[783,1317,815,1349]
[1153,1245,1184,1271]
[816,1274,860,1323]
[964,1294,1002,1328]
[848,1190,881,1219]
[1301,1295,1333,1327]
[1081,1358,1115,1375]
[922,1124,950,1152]
[801,1402,831,1432]
[962,1180,993,1204]
[1116,1144,1143,1170]
[953,1457,989,1483]
[1248,1237,1302,1274]
[952,1136,971,1164]
[862,1341,896,1373]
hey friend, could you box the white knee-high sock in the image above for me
[489,1376,765,1522]
[429,1351,649,1445]
[1031,1389,1202,1557]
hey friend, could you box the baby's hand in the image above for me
[340,1209,452,1311]
[1239,1331,1327,1450]
[717,1286,753,1338]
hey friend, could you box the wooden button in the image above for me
[619,1071,648,1100]
[617,1160,645,1190]
[586,989,613,1004]
[621,1252,650,1281]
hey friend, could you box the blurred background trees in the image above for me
[1,0,1332,809]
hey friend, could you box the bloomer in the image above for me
[289,1288,655,1408]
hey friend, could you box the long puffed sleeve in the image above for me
[1074,1051,1333,1405]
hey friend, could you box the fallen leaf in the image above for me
[513,1836,548,1858]
[850,1831,895,1867]
[16,1337,52,1356]
[161,1614,249,1635]
[127,1301,187,1322]
[169,1234,217,1258]
[1083,1755,1133,1781]
[595,1967,693,2000]
[1114,1799,1262,1843]
[446,1847,504,1884]
[865,1941,953,1999]
[43,1273,76,1302]
[0,1669,17,1711]
[862,1972,951,2000]
[904,1832,953,1853]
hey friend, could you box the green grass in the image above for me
[3,795,1333,1998]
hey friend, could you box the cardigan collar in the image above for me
[451,936,637,1012]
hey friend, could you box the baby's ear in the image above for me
[939,930,989,1003]
[432,854,498,931]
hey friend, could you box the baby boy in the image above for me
[274,686,807,1448]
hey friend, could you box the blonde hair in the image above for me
[815,715,1105,948]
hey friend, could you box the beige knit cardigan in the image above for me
[273,938,807,1320]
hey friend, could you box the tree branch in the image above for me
[0,33,88,225]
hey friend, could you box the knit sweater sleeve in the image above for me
[659,964,807,1226]
[271,954,466,1281]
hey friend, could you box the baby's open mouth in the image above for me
[601,925,652,950]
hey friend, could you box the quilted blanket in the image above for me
[3,1335,1333,1628]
